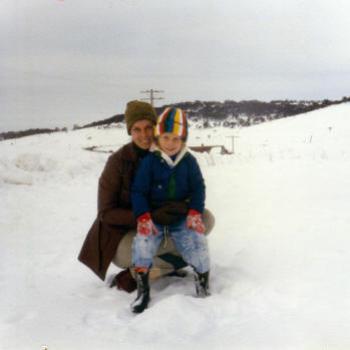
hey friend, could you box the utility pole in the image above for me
[140,89,164,106]
[226,135,239,154]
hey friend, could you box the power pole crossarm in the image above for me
[140,89,164,106]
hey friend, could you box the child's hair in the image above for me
[154,107,188,141]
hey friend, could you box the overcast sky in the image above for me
[1,0,350,131]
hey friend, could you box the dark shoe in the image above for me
[194,270,210,297]
[109,269,137,293]
[131,271,150,313]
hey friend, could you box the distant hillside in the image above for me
[1,97,349,141]
[78,97,350,129]
[0,127,68,142]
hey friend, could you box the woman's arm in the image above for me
[97,153,136,228]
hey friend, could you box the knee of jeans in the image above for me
[188,231,207,246]
[135,233,159,251]
[134,233,154,246]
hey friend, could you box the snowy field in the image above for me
[1,103,350,350]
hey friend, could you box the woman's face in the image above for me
[130,119,154,150]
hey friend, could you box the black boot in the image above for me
[194,270,210,297]
[131,271,150,313]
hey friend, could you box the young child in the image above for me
[130,107,210,313]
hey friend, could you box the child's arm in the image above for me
[131,156,153,218]
[132,156,159,235]
[186,155,206,233]
[187,155,206,214]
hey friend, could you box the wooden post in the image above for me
[226,135,238,154]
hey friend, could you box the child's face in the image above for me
[158,133,183,156]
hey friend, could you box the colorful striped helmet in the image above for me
[154,107,188,140]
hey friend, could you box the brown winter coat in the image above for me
[78,142,140,280]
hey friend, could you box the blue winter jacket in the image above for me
[131,148,205,218]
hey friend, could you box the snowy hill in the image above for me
[1,103,350,349]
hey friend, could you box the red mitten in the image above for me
[186,209,206,234]
[137,212,158,236]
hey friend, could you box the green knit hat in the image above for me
[124,100,157,135]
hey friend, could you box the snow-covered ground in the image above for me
[1,103,350,350]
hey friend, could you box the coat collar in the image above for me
[120,142,139,162]
[150,143,188,168]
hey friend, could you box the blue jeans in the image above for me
[132,219,210,274]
